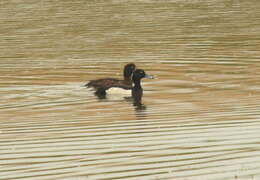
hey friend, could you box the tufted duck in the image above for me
[131,69,153,106]
[86,63,136,96]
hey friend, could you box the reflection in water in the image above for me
[1,0,260,179]
[125,96,147,118]
[134,103,147,119]
[94,93,147,119]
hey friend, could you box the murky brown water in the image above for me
[1,0,260,179]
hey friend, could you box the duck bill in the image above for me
[145,74,154,79]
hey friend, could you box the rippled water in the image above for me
[1,0,260,179]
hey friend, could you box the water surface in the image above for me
[1,0,260,179]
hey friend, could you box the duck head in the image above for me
[124,63,136,81]
[132,69,153,83]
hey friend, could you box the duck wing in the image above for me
[86,78,132,90]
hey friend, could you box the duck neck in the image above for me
[132,79,143,106]
[133,79,142,89]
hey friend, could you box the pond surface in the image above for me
[1,0,260,179]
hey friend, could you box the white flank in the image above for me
[106,87,132,95]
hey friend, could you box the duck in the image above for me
[86,63,136,96]
[131,69,153,106]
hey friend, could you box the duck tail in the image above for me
[85,80,95,88]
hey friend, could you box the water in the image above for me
[1,0,260,179]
